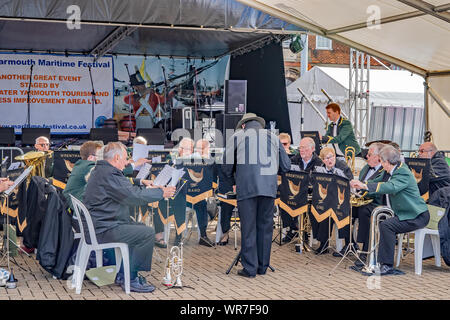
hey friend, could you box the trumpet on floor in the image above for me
[162,242,184,287]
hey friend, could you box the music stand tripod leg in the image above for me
[226,250,241,274]
[329,207,365,275]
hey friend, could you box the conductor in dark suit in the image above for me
[224,113,291,277]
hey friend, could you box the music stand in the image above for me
[226,250,275,275]
[0,166,33,272]
[329,203,365,275]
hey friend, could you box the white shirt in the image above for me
[385,165,397,208]
[364,163,382,181]
[302,158,311,170]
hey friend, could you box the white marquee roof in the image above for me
[236,0,450,76]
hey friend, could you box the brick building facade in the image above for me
[283,35,393,85]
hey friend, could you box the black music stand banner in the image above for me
[278,171,309,217]
[333,176,350,230]
[183,164,214,205]
[311,172,337,224]
[0,167,27,234]
[404,157,431,201]
[53,150,81,183]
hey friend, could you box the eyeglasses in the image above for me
[418,149,432,153]
[37,143,49,147]
[324,155,335,161]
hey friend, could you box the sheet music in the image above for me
[136,163,152,180]
[8,162,21,171]
[132,143,150,170]
[3,166,33,196]
[153,165,174,186]
[148,145,164,151]
[151,156,162,163]
[168,168,185,187]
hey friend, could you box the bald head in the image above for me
[195,139,210,158]
[35,136,50,152]
[419,142,437,159]
[178,138,194,157]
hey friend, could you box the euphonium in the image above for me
[15,151,51,178]
[345,146,356,175]
[361,206,395,273]
[350,190,373,207]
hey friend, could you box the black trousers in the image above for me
[219,202,235,234]
[280,208,298,230]
[193,201,208,237]
[352,202,378,251]
[97,223,155,279]
[237,196,274,276]
[378,210,430,265]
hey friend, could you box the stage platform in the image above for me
[0,220,449,300]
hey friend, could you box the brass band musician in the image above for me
[351,142,385,266]
[351,145,430,275]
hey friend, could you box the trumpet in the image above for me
[345,146,356,175]
[361,206,395,273]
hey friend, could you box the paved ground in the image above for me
[1,222,449,300]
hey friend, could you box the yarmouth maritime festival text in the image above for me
[0,58,110,68]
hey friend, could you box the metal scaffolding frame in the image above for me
[349,48,371,147]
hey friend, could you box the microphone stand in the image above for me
[87,65,96,129]
[26,64,34,128]
[161,66,170,141]
[124,64,134,145]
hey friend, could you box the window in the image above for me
[316,36,332,50]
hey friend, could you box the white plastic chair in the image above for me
[396,228,441,275]
[70,195,131,294]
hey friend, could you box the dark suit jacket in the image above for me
[290,153,323,172]
[223,123,291,201]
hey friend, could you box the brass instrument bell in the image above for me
[15,150,53,178]
[344,146,356,175]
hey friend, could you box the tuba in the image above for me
[361,205,395,273]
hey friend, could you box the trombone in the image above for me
[344,146,356,175]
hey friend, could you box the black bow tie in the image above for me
[368,166,375,171]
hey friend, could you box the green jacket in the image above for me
[359,164,384,205]
[63,159,96,209]
[322,117,361,155]
[367,163,428,221]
